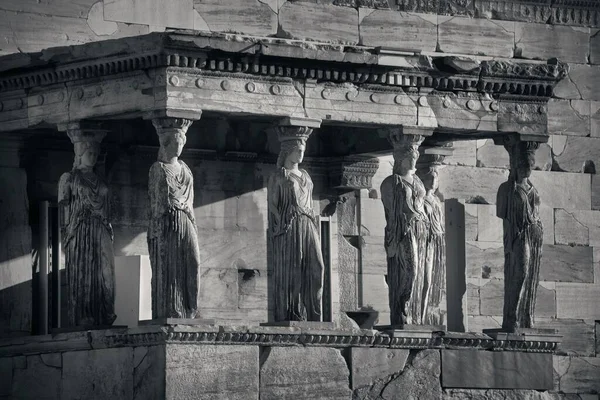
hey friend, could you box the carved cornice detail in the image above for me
[395,0,600,26]
[0,34,567,101]
[103,328,559,353]
[330,155,381,189]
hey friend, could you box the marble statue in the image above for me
[419,166,446,326]
[496,140,543,332]
[380,133,428,327]
[268,126,324,322]
[148,118,200,319]
[58,126,116,327]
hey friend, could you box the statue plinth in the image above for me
[376,324,446,338]
[140,318,216,326]
[483,328,561,343]
[261,321,336,330]
[51,325,127,334]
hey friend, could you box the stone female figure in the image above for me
[496,141,543,331]
[58,128,116,327]
[381,133,428,327]
[148,118,200,319]
[268,126,324,322]
[420,167,446,326]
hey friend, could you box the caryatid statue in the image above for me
[58,122,116,327]
[496,139,543,332]
[380,131,428,327]
[268,125,324,322]
[148,117,201,320]
[417,160,446,326]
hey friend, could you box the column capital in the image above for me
[57,121,109,144]
[278,116,321,128]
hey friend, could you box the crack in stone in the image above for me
[557,209,589,244]
[567,74,584,100]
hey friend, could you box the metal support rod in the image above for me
[38,201,49,335]
[51,205,61,329]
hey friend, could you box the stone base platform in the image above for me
[260,321,336,329]
[50,325,128,333]
[139,318,216,326]
[0,325,561,400]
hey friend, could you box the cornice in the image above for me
[395,0,600,27]
[0,33,567,100]
[0,326,560,357]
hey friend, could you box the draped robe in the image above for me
[497,179,543,331]
[381,174,428,326]
[59,169,116,326]
[423,193,446,326]
[148,160,200,319]
[268,168,324,322]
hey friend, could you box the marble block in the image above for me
[441,350,553,390]
[349,347,409,389]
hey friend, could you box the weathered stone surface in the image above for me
[359,10,437,51]
[554,64,600,101]
[355,349,442,400]
[592,101,600,138]
[554,355,600,394]
[529,171,591,210]
[134,345,165,400]
[442,350,553,389]
[466,241,503,279]
[361,235,386,275]
[465,204,478,241]
[238,267,268,310]
[438,166,508,205]
[62,348,133,400]
[0,167,31,337]
[467,281,480,315]
[359,196,386,236]
[540,204,554,245]
[105,0,194,29]
[338,194,358,235]
[541,245,594,283]
[279,2,358,44]
[12,355,61,399]
[536,318,595,356]
[477,205,502,242]
[467,315,501,332]
[193,0,277,36]
[167,344,258,399]
[198,268,238,310]
[548,100,591,137]
[553,136,600,174]
[556,283,600,319]
[443,140,477,167]
[360,273,390,314]
[514,23,589,63]
[260,347,350,400]
[555,209,600,246]
[593,175,600,210]
[591,29,600,65]
[443,389,565,400]
[535,283,556,318]
[480,279,503,316]
[338,234,359,311]
[350,347,409,389]
[197,230,267,271]
[597,321,600,356]
[438,16,515,57]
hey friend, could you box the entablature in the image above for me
[0,32,568,142]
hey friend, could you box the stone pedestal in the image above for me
[139,318,216,326]
[0,325,562,399]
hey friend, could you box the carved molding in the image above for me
[329,155,380,189]
[0,326,560,357]
[395,0,600,26]
[0,33,567,101]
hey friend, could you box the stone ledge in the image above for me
[0,325,561,357]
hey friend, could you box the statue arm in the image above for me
[267,174,282,234]
[57,172,72,235]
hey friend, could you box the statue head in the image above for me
[158,130,187,160]
[420,167,439,194]
[66,124,106,170]
[153,118,192,162]
[276,126,312,169]
[506,139,538,182]
[386,131,424,176]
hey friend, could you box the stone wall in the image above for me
[0,326,569,400]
